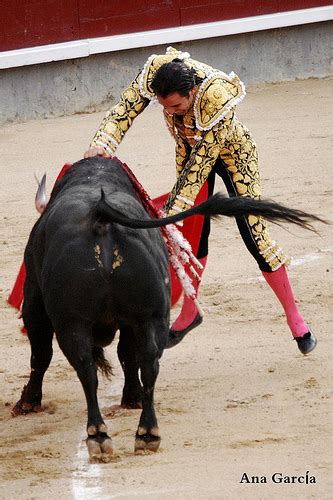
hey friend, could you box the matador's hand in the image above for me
[84,147,110,158]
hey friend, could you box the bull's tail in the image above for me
[95,189,328,233]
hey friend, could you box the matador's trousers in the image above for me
[196,158,289,273]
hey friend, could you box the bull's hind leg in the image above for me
[133,320,165,454]
[12,281,54,416]
[55,323,113,462]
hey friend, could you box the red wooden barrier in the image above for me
[1,1,331,53]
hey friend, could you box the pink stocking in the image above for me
[171,257,207,331]
[262,266,309,337]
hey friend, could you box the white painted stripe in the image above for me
[71,376,123,498]
[229,248,333,285]
[289,253,321,267]
[288,246,332,269]
[1,6,332,69]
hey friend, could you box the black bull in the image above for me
[12,157,324,461]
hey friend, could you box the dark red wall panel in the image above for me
[180,0,331,24]
[78,0,180,37]
[180,1,277,25]
[1,0,331,52]
[0,0,79,51]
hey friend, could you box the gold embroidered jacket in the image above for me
[90,47,247,213]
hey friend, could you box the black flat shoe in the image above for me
[295,330,317,355]
[165,313,203,349]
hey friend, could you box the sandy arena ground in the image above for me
[0,77,332,499]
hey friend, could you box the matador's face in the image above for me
[157,88,196,116]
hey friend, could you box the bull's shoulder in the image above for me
[50,157,134,198]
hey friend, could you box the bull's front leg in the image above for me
[56,324,113,463]
[12,287,54,416]
[106,327,143,418]
[12,326,54,415]
[118,327,143,409]
[134,321,163,454]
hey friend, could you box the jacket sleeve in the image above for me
[165,111,234,215]
[90,73,150,155]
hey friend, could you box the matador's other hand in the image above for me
[84,147,109,158]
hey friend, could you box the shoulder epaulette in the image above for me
[194,72,246,131]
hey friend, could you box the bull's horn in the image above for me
[35,173,48,214]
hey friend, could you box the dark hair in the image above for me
[151,59,202,98]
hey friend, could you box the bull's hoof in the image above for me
[11,385,42,416]
[134,426,161,454]
[106,402,142,418]
[121,399,143,410]
[87,437,114,463]
[11,400,42,416]
[86,424,113,463]
[121,388,143,410]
